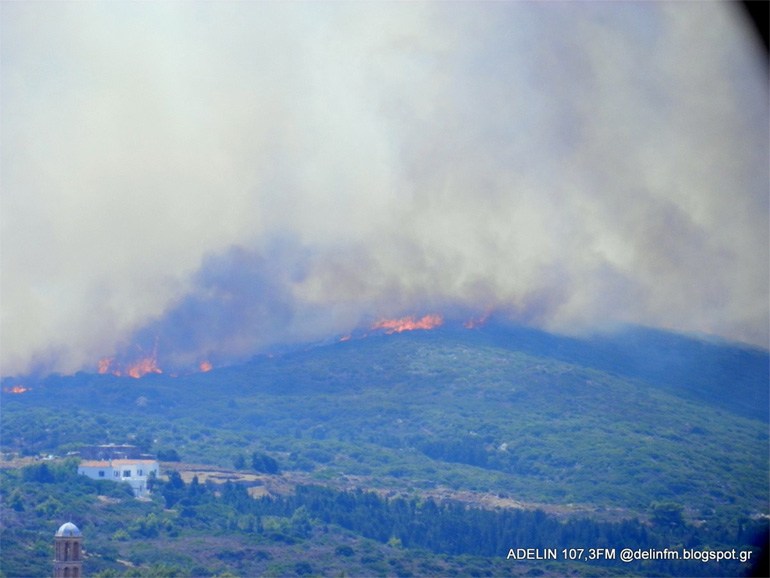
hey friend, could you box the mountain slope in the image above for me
[3,323,767,521]
[464,321,769,422]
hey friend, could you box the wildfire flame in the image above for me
[126,356,162,379]
[97,348,214,377]
[90,312,489,378]
[97,357,113,374]
[97,339,163,379]
[371,314,444,334]
[97,357,115,375]
[3,385,30,394]
[98,356,163,378]
[464,312,491,329]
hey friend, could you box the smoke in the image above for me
[2,2,767,375]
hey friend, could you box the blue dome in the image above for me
[55,522,81,537]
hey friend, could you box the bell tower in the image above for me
[53,522,83,578]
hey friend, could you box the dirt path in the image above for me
[162,462,637,522]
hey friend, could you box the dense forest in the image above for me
[2,460,767,577]
[2,324,768,576]
[4,328,767,515]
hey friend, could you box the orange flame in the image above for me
[3,385,30,394]
[98,356,162,378]
[371,314,444,334]
[126,356,162,379]
[199,360,213,373]
[464,312,491,329]
[97,338,163,378]
[97,357,115,374]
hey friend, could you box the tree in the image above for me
[161,470,186,507]
[651,502,685,528]
[22,463,54,483]
[157,449,181,462]
[251,452,279,474]
[290,506,313,538]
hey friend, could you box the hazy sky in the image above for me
[2,2,768,376]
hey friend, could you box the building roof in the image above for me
[79,460,110,468]
[111,459,158,466]
[55,522,82,537]
[79,459,158,468]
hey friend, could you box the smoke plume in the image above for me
[2,2,767,375]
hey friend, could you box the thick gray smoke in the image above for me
[2,2,767,375]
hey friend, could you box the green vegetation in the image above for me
[4,332,766,515]
[1,325,768,576]
[2,462,766,577]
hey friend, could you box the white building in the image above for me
[78,459,159,497]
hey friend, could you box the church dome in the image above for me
[55,522,82,537]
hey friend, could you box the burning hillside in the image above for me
[97,355,162,379]
[91,312,491,378]
[97,338,164,379]
[371,314,444,334]
[2,385,30,394]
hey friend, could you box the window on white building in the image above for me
[123,470,131,478]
